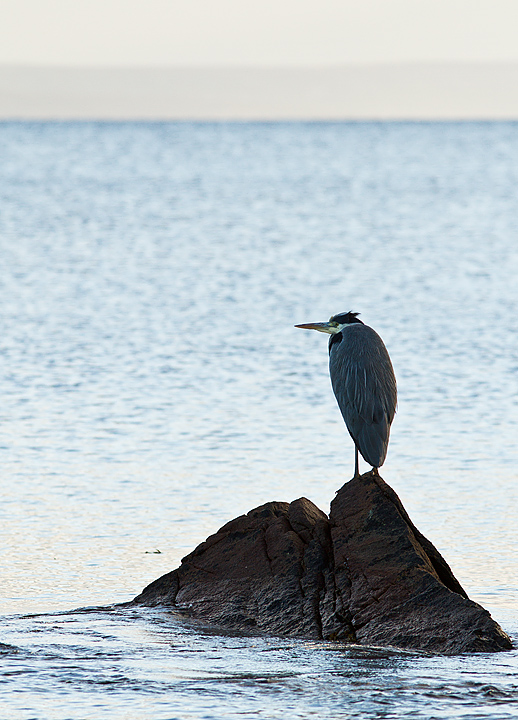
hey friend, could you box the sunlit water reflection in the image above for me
[1,121,517,718]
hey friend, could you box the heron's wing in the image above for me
[329,325,397,467]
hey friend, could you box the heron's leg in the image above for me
[354,447,359,478]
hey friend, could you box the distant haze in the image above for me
[1,0,518,66]
[2,64,518,120]
[2,0,518,119]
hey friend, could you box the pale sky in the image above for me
[1,0,518,67]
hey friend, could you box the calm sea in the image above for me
[1,121,517,719]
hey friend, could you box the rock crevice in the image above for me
[132,472,512,654]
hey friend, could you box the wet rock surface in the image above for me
[132,472,512,654]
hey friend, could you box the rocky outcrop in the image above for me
[132,471,512,654]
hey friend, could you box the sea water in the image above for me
[0,120,517,718]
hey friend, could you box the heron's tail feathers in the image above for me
[354,414,391,468]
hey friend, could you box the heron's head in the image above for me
[295,311,363,334]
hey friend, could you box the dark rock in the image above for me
[328,473,512,653]
[132,471,512,654]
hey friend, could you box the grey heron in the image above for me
[295,312,397,477]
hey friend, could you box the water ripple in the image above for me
[1,121,518,718]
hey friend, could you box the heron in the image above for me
[295,312,397,478]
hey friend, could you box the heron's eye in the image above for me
[328,319,339,327]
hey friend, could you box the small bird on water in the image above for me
[295,312,397,478]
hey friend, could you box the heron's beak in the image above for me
[294,322,336,334]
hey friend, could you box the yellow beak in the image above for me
[294,322,335,334]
